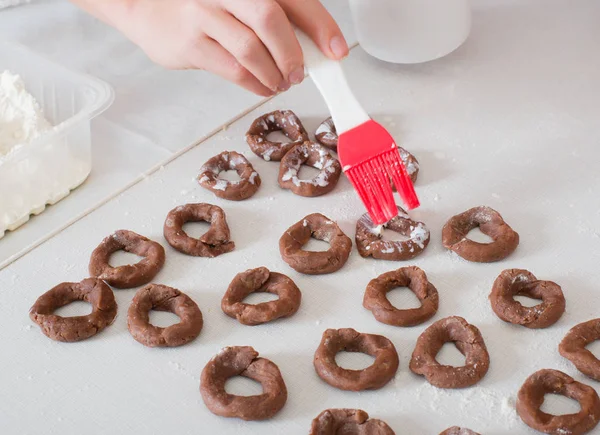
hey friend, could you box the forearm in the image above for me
[69,0,138,29]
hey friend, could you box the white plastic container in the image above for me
[0,41,114,238]
[349,0,472,64]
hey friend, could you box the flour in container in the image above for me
[0,70,52,159]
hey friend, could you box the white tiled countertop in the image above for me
[2,1,600,434]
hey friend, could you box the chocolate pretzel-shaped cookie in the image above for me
[278,141,342,197]
[560,319,600,381]
[198,151,261,201]
[489,269,565,329]
[364,266,439,327]
[356,207,430,261]
[442,206,519,262]
[221,267,301,326]
[314,328,399,391]
[164,203,234,257]
[310,409,395,435]
[200,346,287,421]
[29,278,117,342]
[517,369,600,434]
[246,110,308,161]
[410,316,490,389]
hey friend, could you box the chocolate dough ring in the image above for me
[89,229,166,289]
[315,117,338,151]
[245,110,309,161]
[490,269,565,329]
[356,207,430,261]
[559,319,600,381]
[310,409,395,435]
[409,316,490,389]
[127,284,203,347]
[279,213,352,275]
[313,328,399,391]
[517,369,600,435]
[442,206,519,262]
[200,346,287,421]
[164,203,234,257]
[221,267,301,326]
[278,141,342,197]
[198,151,261,201]
[29,278,117,342]
[363,266,439,327]
[439,428,480,435]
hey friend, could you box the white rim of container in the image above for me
[0,40,115,163]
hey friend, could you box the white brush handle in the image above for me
[295,30,370,134]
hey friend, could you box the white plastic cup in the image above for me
[349,0,472,64]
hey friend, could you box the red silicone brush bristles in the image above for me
[338,120,419,225]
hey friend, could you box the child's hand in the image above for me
[106,0,349,96]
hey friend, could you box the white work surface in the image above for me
[2,1,600,434]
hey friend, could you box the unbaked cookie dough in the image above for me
[490,269,565,329]
[410,316,490,389]
[442,206,519,262]
[200,346,287,421]
[221,267,301,326]
[439,428,480,435]
[559,319,600,381]
[164,203,234,257]
[198,151,261,201]
[29,278,117,342]
[517,369,600,435]
[310,409,395,435]
[314,328,399,391]
[89,229,166,289]
[364,266,439,327]
[246,110,308,161]
[356,206,430,261]
[278,141,342,197]
[127,284,203,348]
[279,213,352,275]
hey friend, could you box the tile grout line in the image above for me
[0,41,362,271]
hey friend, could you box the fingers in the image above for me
[278,0,349,60]
[202,8,285,92]
[225,0,304,87]
[190,37,275,97]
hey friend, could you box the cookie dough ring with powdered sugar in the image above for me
[164,203,234,257]
[310,409,396,435]
[198,151,261,201]
[127,284,203,348]
[200,346,287,421]
[279,213,352,275]
[315,117,420,183]
[517,369,600,435]
[315,117,338,151]
[559,319,600,381]
[442,206,519,263]
[439,428,480,435]
[490,269,565,329]
[364,266,439,327]
[314,328,399,391]
[246,110,309,161]
[221,267,301,326]
[278,141,342,197]
[410,316,490,389]
[29,278,118,342]
[356,206,430,261]
[89,230,166,289]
